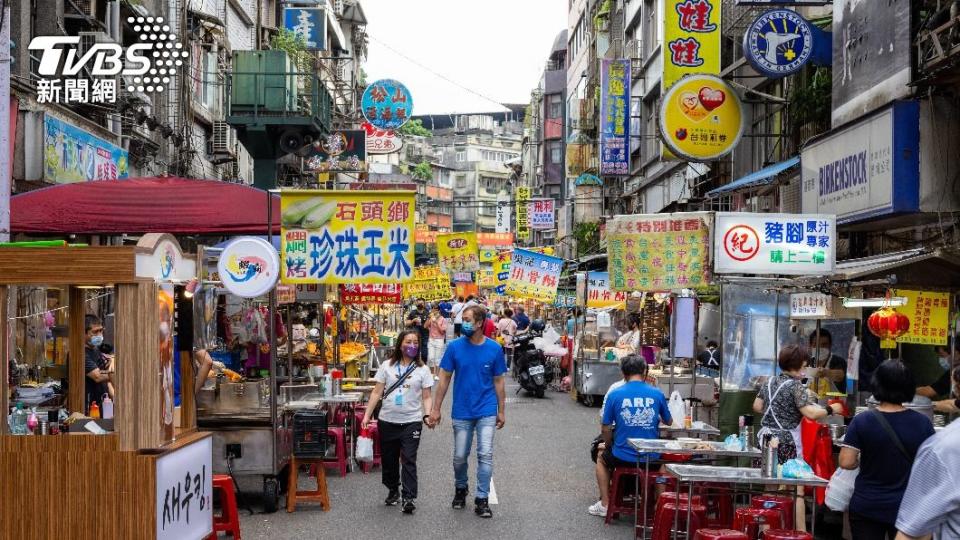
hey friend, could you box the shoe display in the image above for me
[587,500,607,517]
[402,498,416,514]
[474,497,493,518]
[452,487,468,509]
[384,489,401,506]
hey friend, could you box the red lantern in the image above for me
[867,307,911,340]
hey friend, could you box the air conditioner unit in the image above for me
[332,0,344,17]
[211,121,237,157]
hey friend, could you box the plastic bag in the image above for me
[667,391,685,428]
[825,467,859,512]
[356,434,375,463]
[781,458,815,479]
[723,434,741,451]
[542,324,561,345]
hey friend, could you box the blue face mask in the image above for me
[90,335,104,347]
[461,322,475,337]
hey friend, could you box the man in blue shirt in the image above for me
[589,354,671,517]
[513,306,530,332]
[438,298,453,319]
[429,305,507,519]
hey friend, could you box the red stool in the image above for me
[653,492,704,530]
[207,474,241,539]
[651,501,707,540]
[762,531,812,540]
[322,426,349,477]
[732,508,784,539]
[751,494,796,531]
[701,484,736,528]
[661,453,694,463]
[695,530,749,540]
[605,468,648,524]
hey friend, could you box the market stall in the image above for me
[1,235,214,540]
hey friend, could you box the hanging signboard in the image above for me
[659,74,745,162]
[217,237,281,298]
[575,173,602,186]
[436,232,480,274]
[479,248,497,263]
[505,248,563,303]
[528,199,556,230]
[554,290,578,308]
[339,283,403,305]
[455,283,480,298]
[587,271,627,309]
[413,266,443,281]
[414,230,514,246]
[493,251,512,295]
[361,79,413,130]
[736,1,829,4]
[305,130,366,172]
[894,289,951,346]
[403,278,451,301]
[599,58,631,175]
[516,186,531,241]
[361,121,403,154]
[742,10,815,78]
[662,0,722,91]
[714,212,836,275]
[478,268,497,288]
[607,212,712,291]
[280,190,415,284]
[496,192,512,234]
[282,7,327,50]
[43,115,129,182]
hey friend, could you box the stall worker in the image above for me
[83,314,112,413]
[613,313,642,357]
[697,340,720,371]
[809,329,847,394]
[589,354,671,518]
[934,342,959,371]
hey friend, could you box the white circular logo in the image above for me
[743,10,814,78]
[217,237,280,298]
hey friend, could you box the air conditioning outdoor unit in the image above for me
[211,121,237,157]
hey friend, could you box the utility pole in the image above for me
[0,5,11,242]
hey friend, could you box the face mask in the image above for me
[90,335,104,347]
[402,345,419,359]
[461,322,475,337]
[814,348,830,362]
[417,305,425,311]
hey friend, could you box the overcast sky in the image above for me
[361,0,568,115]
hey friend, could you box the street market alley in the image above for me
[239,380,632,540]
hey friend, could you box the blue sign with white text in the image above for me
[361,79,414,130]
[599,59,630,176]
[283,8,326,50]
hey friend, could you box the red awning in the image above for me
[11,177,281,235]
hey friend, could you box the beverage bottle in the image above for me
[13,402,27,435]
[102,395,114,420]
[89,401,101,419]
[27,408,39,434]
[738,415,747,451]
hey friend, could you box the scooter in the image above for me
[512,322,552,398]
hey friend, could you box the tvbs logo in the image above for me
[27,16,187,104]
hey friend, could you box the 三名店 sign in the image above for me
[801,101,920,225]
[587,271,627,309]
[280,190,415,284]
[516,187,531,241]
[894,289,950,346]
[506,248,563,303]
[156,436,213,540]
[662,0,721,91]
[362,121,403,154]
[437,232,480,274]
[714,212,836,275]
[599,59,631,175]
[528,199,556,230]
[607,212,712,291]
[305,130,367,172]
[659,74,745,162]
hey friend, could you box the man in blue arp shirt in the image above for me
[429,305,507,519]
[589,354,671,517]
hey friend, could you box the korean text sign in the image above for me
[587,271,627,309]
[662,0,721,90]
[600,59,631,175]
[156,436,213,540]
[894,289,950,346]
[281,190,415,284]
[506,248,563,303]
[528,199,556,230]
[607,212,712,291]
[714,213,836,275]
[436,232,481,274]
[339,284,403,305]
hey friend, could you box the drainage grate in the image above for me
[505,398,534,404]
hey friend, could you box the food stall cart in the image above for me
[1,234,214,540]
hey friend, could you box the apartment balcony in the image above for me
[917,9,960,85]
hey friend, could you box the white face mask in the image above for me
[814,348,830,363]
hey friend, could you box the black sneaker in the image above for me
[384,489,400,506]
[452,487,468,509]
[474,497,492,518]
[402,498,416,514]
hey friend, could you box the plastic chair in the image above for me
[701,483,735,529]
[653,492,704,530]
[694,530,749,540]
[761,531,812,540]
[605,467,648,524]
[651,501,707,540]
[286,455,330,512]
[751,494,795,531]
[322,426,349,477]
[732,507,784,539]
[206,474,241,539]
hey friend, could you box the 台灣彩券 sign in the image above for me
[506,248,563,303]
[528,199,556,230]
[600,59,631,175]
[339,284,403,305]
[280,190,415,284]
[662,0,721,90]
[587,271,627,309]
[659,74,744,162]
[713,213,836,275]
[607,213,712,291]
[437,232,480,274]
[894,289,951,346]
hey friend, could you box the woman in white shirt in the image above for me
[614,313,642,356]
[362,330,434,514]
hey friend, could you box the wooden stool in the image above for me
[286,456,331,512]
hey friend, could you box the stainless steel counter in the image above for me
[628,438,761,458]
[664,464,828,487]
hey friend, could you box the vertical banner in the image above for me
[280,190,415,284]
[599,59,631,175]
[662,0,722,91]
[496,192,512,234]
[607,212,712,291]
[528,199,556,230]
[493,251,512,295]
[516,186,531,242]
[436,232,480,274]
[505,248,563,303]
[893,289,951,346]
[586,271,627,309]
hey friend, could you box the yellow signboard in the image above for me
[659,74,744,162]
[662,0,722,91]
[516,187,531,242]
[404,278,451,301]
[894,289,950,346]
[413,265,443,281]
[478,267,497,288]
[281,190,415,284]
[436,232,480,274]
[479,248,497,263]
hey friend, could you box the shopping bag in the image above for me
[667,391,685,428]
[356,433,375,463]
[825,466,859,512]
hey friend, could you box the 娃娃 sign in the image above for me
[659,74,745,162]
[743,10,814,78]
[662,0,721,90]
[361,79,413,130]
[713,212,836,275]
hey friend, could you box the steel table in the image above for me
[659,423,721,439]
[286,392,364,472]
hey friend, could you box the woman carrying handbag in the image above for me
[361,330,435,514]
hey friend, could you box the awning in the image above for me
[706,156,800,198]
[11,177,281,235]
[827,248,960,289]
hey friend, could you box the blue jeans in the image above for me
[452,416,496,498]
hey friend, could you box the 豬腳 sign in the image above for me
[714,212,836,275]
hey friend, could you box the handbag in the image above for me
[372,363,417,420]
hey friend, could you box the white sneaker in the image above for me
[587,500,607,517]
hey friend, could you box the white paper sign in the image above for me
[714,212,836,275]
[156,436,213,540]
[495,193,512,234]
[790,292,832,318]
[596,311,611,329]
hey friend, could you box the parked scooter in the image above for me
[512,320,552,398]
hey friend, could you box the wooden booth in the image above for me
[0,234,214,540]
